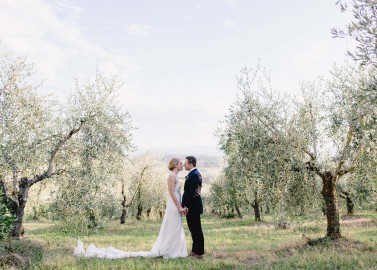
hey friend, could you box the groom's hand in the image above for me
[179,207,187,215]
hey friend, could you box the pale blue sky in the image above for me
[0,0,354,155]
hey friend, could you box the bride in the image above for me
[74,158,188,259]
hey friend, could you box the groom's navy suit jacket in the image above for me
[182,168,203,215]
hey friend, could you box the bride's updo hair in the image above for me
[168,158,180,171]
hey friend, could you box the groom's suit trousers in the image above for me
[186,213,204,255]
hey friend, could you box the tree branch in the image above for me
[338,166,356,177]
[308,102,318,159]
[247,106,280,139]
[28,120,86,187]
[247,105,323,175]
[338,188,350,200]
[335,125,354,176]
[240,192,250,205]
[126,165,148,207]
[47,120,86,176]
[29,169,69,187]
[305,161,324,178]
[302,148,316,160]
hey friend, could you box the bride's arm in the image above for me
[168,174,185,213]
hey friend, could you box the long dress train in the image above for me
[74,175,187,259]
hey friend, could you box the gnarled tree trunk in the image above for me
[4,121,86,238]
[136,203,143,221]
[346,196,354,215]
[235,205,242,219]
[120,209,127,224]
[321,172,341,239]
[341,191,354,215]
[252,203,261,221]
[11,177,29,238]
[251,192,261,221]
[120,183,127,224]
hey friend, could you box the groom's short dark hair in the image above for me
[186,156,197,167]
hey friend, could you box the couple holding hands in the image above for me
[75,156,204,259]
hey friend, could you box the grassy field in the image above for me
[1,211,376,269]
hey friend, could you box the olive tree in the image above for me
[289,64,375,238]
[332,0,377,69]
[332,0,377,214]
[217,63,375,239]
[121,151,168,221]
[0,49,133,237]
[217,66,321,224]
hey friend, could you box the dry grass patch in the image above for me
[306,236,370,251]
[212,250,273,269]
[0,253,30,269]
[341,214,364,220]
[341,217,377,228]
[211,237,307,268]
[0,239,44,269]
[212,233,375,269]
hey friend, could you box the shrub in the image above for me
[0,189,15,240]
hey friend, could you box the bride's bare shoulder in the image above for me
[167,172,177,181]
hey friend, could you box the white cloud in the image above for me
[0,0,139,94]
[55,0,85,22]
[127,24,153,35]
[225,20,237,28]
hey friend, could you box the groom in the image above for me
[182,156,204,259]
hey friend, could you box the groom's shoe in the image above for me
[192,253,203,259]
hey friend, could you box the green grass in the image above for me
[1,211,377,269]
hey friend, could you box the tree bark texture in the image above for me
[321,172,341,239]
[235,205,242,219]
[341,191,354,215]
[346,196,354,215]
[6,122,85,238]
[136,203,143,221]
[120,183,127,224]
[11,177,29,238]
[252,193,261,221]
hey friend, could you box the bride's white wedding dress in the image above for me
[74,175,187,259]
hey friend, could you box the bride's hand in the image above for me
[179,207,188,215]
